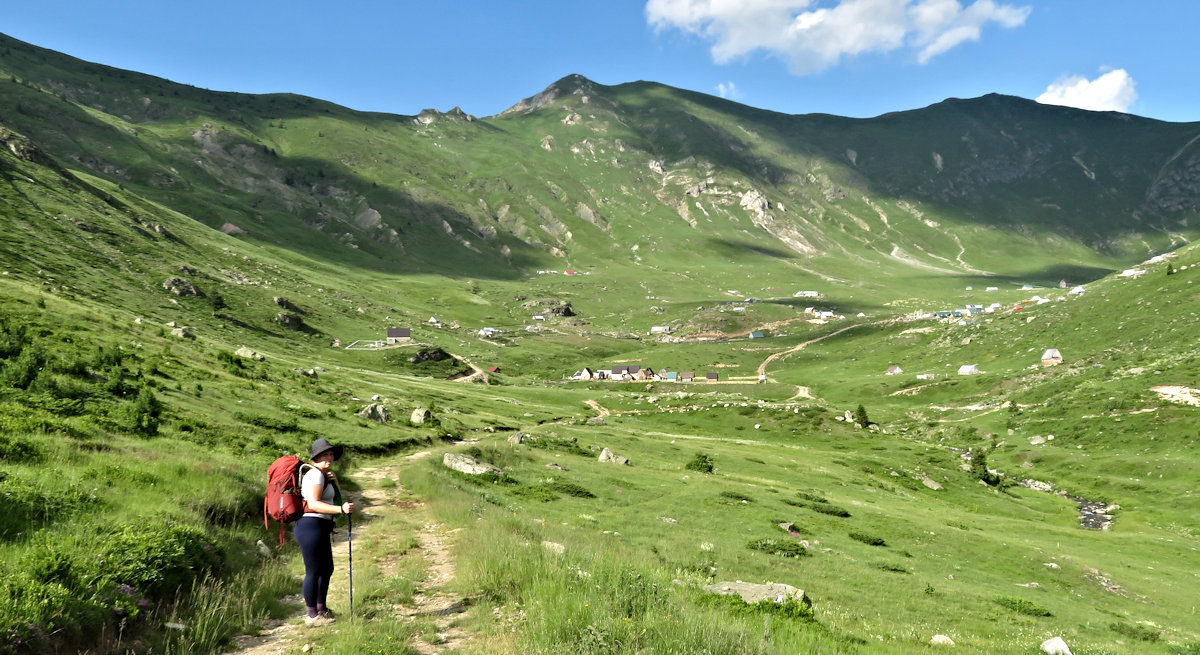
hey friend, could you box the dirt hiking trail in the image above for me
[228,450,467,654]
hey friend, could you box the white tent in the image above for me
[957,364,980,375]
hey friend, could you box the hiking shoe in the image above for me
[304,614,335,627]
[318,608,337,620]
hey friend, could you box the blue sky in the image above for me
[5,1,1198,122]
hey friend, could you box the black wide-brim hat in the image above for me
[310,437,344,461]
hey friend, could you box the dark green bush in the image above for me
[0,473,98,539]
[527,435,590,457]
[992,595,1052,616]
[1110,622,1160,642]
[2,344,44,389]
[0,579,106,653]
[0,434,44,462]
[94,524,223,596]
[126,385,163,436]
[872,562,910,574]
[25,544,80,590]
[547,480,595,498]
[849,531,887,546]
[685,452,715,473]
[233,412,299,433]
[719,491,754,504]
[512,485,559,502]
[747,538,810,558]
[783,497,852,517]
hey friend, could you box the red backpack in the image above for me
[264,455,311,543]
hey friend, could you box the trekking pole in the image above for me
[347,511,354,620]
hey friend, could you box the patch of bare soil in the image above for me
[1150,385,1200,406]
[402,521,469,654]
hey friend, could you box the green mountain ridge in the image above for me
[3,30,1199,299]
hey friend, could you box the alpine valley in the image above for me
[1,31,1198,655]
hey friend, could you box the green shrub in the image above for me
[853,404,871,427]
[783,498,852,517]
[872,562,910,574]
[992,595,1052,616]
[1,343,45,389]
[94,524,223,596]
[969,448,1002,486]
[0,434,44,462]
[126,385,163,436]
[849,531,887,546]
[685,452,714,473]
[233,412,299,432]
[25,543,81,590]
[546,480,595,498]
[719,491,754,504]
[444,469,517,486]
[527,435,591,457]
[512,485,559,502]
[0,473,99,539]
[1110,622,1160,642]
[0,579,106,653]
[747,538,810,558]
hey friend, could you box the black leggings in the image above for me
[293,516,335,608]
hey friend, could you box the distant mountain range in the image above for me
[2,31,1198,295]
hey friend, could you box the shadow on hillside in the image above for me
[662,295,887,317]
[705,238,796,260]
[0,74,540,282]
[907,263,1117,287]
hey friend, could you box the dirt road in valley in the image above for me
[756,324,866,380]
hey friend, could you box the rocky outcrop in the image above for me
[507,432,534,445]
[410,348,450,363]
[162,277,202,296]
[235,346,265,361]
[357,403,388,423]
[443,453,502,476]
[411,407,432,425]
[273,296,302,313]
[275,312,305,331]
[1040,636,1072,655]
[703,581,811,608]
[598,448,628,465]
[521,299,575,317]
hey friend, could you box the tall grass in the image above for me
[155,565,293,655]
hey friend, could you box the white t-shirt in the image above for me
[300,466,337,520]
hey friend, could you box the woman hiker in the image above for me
[295,437,354,626]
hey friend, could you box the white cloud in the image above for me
[645,0,1031,74]
[716,81,740,99]
[1036,69,1138,113]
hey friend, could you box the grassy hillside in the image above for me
[0,31,1198,654]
